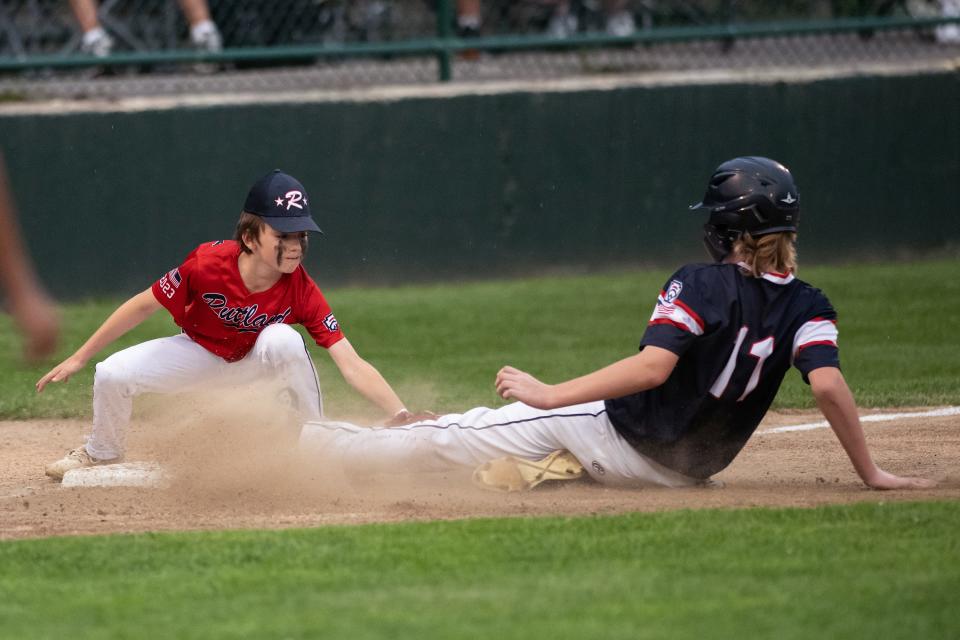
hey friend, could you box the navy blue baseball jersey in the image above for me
[605,263,840,479]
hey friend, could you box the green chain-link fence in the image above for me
[0,0,957,97]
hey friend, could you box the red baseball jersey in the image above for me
[151,240,344,362]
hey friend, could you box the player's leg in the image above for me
[46,333,224,479]
[91,324,320,457]
[225,323,324,422]
[176,0,222,55]
[84,333,226,459]
[49,326,321,479]
[69,0,115,57]
[564,415,699,488]
[465,402,697,487]
[301,400,697,488]
[299,402,575,476]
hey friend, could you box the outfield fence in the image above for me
[1,1,958,296]
[2,69,957,297]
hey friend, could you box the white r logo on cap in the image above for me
[284,190,304,210]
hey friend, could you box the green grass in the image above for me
[1,501,957,639]
[2,261,958,638]
[1,259,958,419]
[3,259,958,420]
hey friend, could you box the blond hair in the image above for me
[733,232,797,276]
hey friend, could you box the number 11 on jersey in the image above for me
[709,326,775,401]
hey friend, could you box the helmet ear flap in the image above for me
[703,223,741,262]
[745,203,768,227]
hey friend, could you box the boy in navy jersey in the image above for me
[303,157,934,491]
[39,170,419,480]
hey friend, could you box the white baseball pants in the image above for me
[300,400,697,488]
[85,324,322,460]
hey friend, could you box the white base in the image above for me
[61,462,169,488]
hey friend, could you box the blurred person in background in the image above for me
[69,0,222,57]
[427,0,482,37]
[0,152,60,363]
[937,0,960,43]
[456,0,483,59]
[456,0,483,37]
[546,0,636,38]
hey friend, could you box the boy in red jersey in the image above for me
[39,170,413,480]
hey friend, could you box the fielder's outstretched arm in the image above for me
[808,366,935,490]
[495,346,679,409]
[35,288,162,392]
[327,337,407,417]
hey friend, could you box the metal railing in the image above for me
[0,1,957,85]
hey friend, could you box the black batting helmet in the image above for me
[690,156,800,262]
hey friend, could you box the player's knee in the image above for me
[257,323,307,362]
[93,359,132,392]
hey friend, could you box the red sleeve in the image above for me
[295,270,345,349]
[151,248,198,325]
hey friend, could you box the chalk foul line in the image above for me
[759,406,960,435]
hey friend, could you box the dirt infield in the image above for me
[1,407,957,541]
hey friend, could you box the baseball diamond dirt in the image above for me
[1,403,956,541]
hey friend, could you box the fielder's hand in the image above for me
[10,289,60,363]
[495,365,558,409]
[36,355,87,393]
[864,468,937,490]
[385,409,440,427]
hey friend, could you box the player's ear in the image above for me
[234,212,263,254]
[242,226,260,249]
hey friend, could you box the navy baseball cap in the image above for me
[243,170,322,234]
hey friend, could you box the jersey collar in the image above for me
[737,262,796,285]
[760,270,795,285]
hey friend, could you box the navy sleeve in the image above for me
[640,266,709,357]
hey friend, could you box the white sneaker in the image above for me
[935,0,960,42]
[189,22,223,73]
[605,11,636,37]
[46,447,120,481]
[936,23,960,44]
[473,450,585,492]
[190,21,223,53]
[547,12,579,39]
[80,28,114,58]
